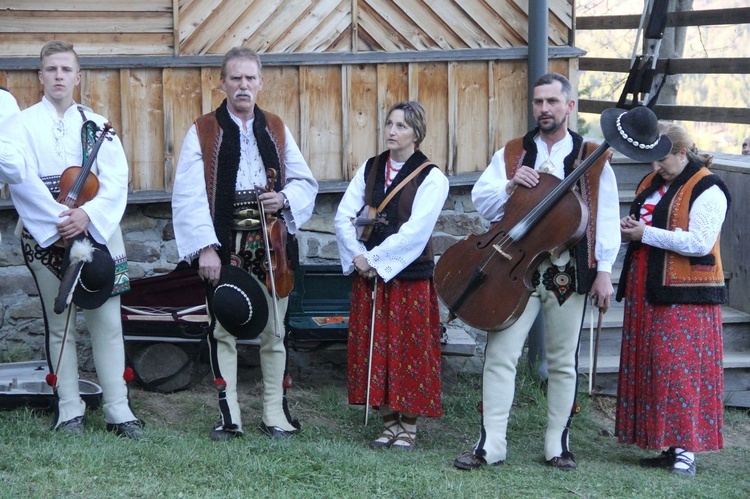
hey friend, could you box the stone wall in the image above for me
[0,186,487,377]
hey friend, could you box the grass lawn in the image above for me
[1,361,749,498]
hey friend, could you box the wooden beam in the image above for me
[580,57,750,75]
[577,7,750,31]
[579,99,750,125]
[172,0,180,57]
[0,46,585,71]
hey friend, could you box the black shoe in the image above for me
[210,426,243,441]
[639,448,677,468]
[546,452,577,471]
[259,422,298,440]
[106,419,145,440]
[56,416,85,436]
[454,450,504,470]
[670,451,696,477]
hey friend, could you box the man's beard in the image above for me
[536,114,566,134]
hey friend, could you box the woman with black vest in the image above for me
[617,122,731,477]
[334,101,448,451]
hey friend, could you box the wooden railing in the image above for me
[577,7,750,125]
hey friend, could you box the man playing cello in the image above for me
[454,73,620,470]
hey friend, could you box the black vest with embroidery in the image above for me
[363,150,436,280]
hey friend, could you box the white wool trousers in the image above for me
[23,232,137,427]
[474,259,586,463]
[208,271,295,432]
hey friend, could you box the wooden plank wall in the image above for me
[0,1,575,192]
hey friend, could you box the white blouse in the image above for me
[334,159,449,283]
[641,184,728,257]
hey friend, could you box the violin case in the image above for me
[120,262,211,344]
[286,264,353,349]
[0,360,102,411]
[120,263,352,349]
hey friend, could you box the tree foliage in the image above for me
[577,0,750,153]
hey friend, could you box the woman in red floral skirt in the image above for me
[334,101,449,451]
[616,122,731,477]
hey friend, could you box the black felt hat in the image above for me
[600,106,673,162]
[207,265,268,339]
[57,235,115,312]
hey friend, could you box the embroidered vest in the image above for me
[503,131,609,294]
[617,163,729,304]
[363,150,437,280]
[194,102,286,264]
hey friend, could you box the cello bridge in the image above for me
[492,244,512,261]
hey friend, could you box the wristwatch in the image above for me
[282,193,290,210]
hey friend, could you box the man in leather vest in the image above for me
[454,73,620,471]
[171,47,318,441]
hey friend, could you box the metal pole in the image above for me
[528,0,549,129]
[525,1,550,378]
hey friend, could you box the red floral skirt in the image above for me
[347,275,442,417]
[615,247,724,452]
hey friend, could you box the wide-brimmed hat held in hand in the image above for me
[207,265,269,339]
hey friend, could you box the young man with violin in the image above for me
[171,47,318,441]
[454,73,620,471]
[9,41,143,438]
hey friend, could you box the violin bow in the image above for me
[364,278,378,427]
[256,185,284,339]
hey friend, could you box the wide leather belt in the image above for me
[233,191,261,231]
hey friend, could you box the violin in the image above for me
[57,122,113,208]
[256,168,294,298]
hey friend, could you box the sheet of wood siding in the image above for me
[346,64,378,179]
[0,34,174,58]
[299,66,342,181]
[413,62,448,170]
[1,1,171,11]
[490,60,527,153]
[267,0,350,54]
[80,69,122,137]
[454,62,490,174]
[256,66,301,146]
[0,72,42,111]
[162,68,202,191]
[120,69,165,191]
[1,2,572,57]
[376,64,409,152]
[0,0,173,58]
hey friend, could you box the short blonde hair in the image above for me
[40,40,79,69]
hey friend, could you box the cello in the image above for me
[433,142,610,332]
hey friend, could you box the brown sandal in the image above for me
[389,423,416,451]
[369,412,400,449]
